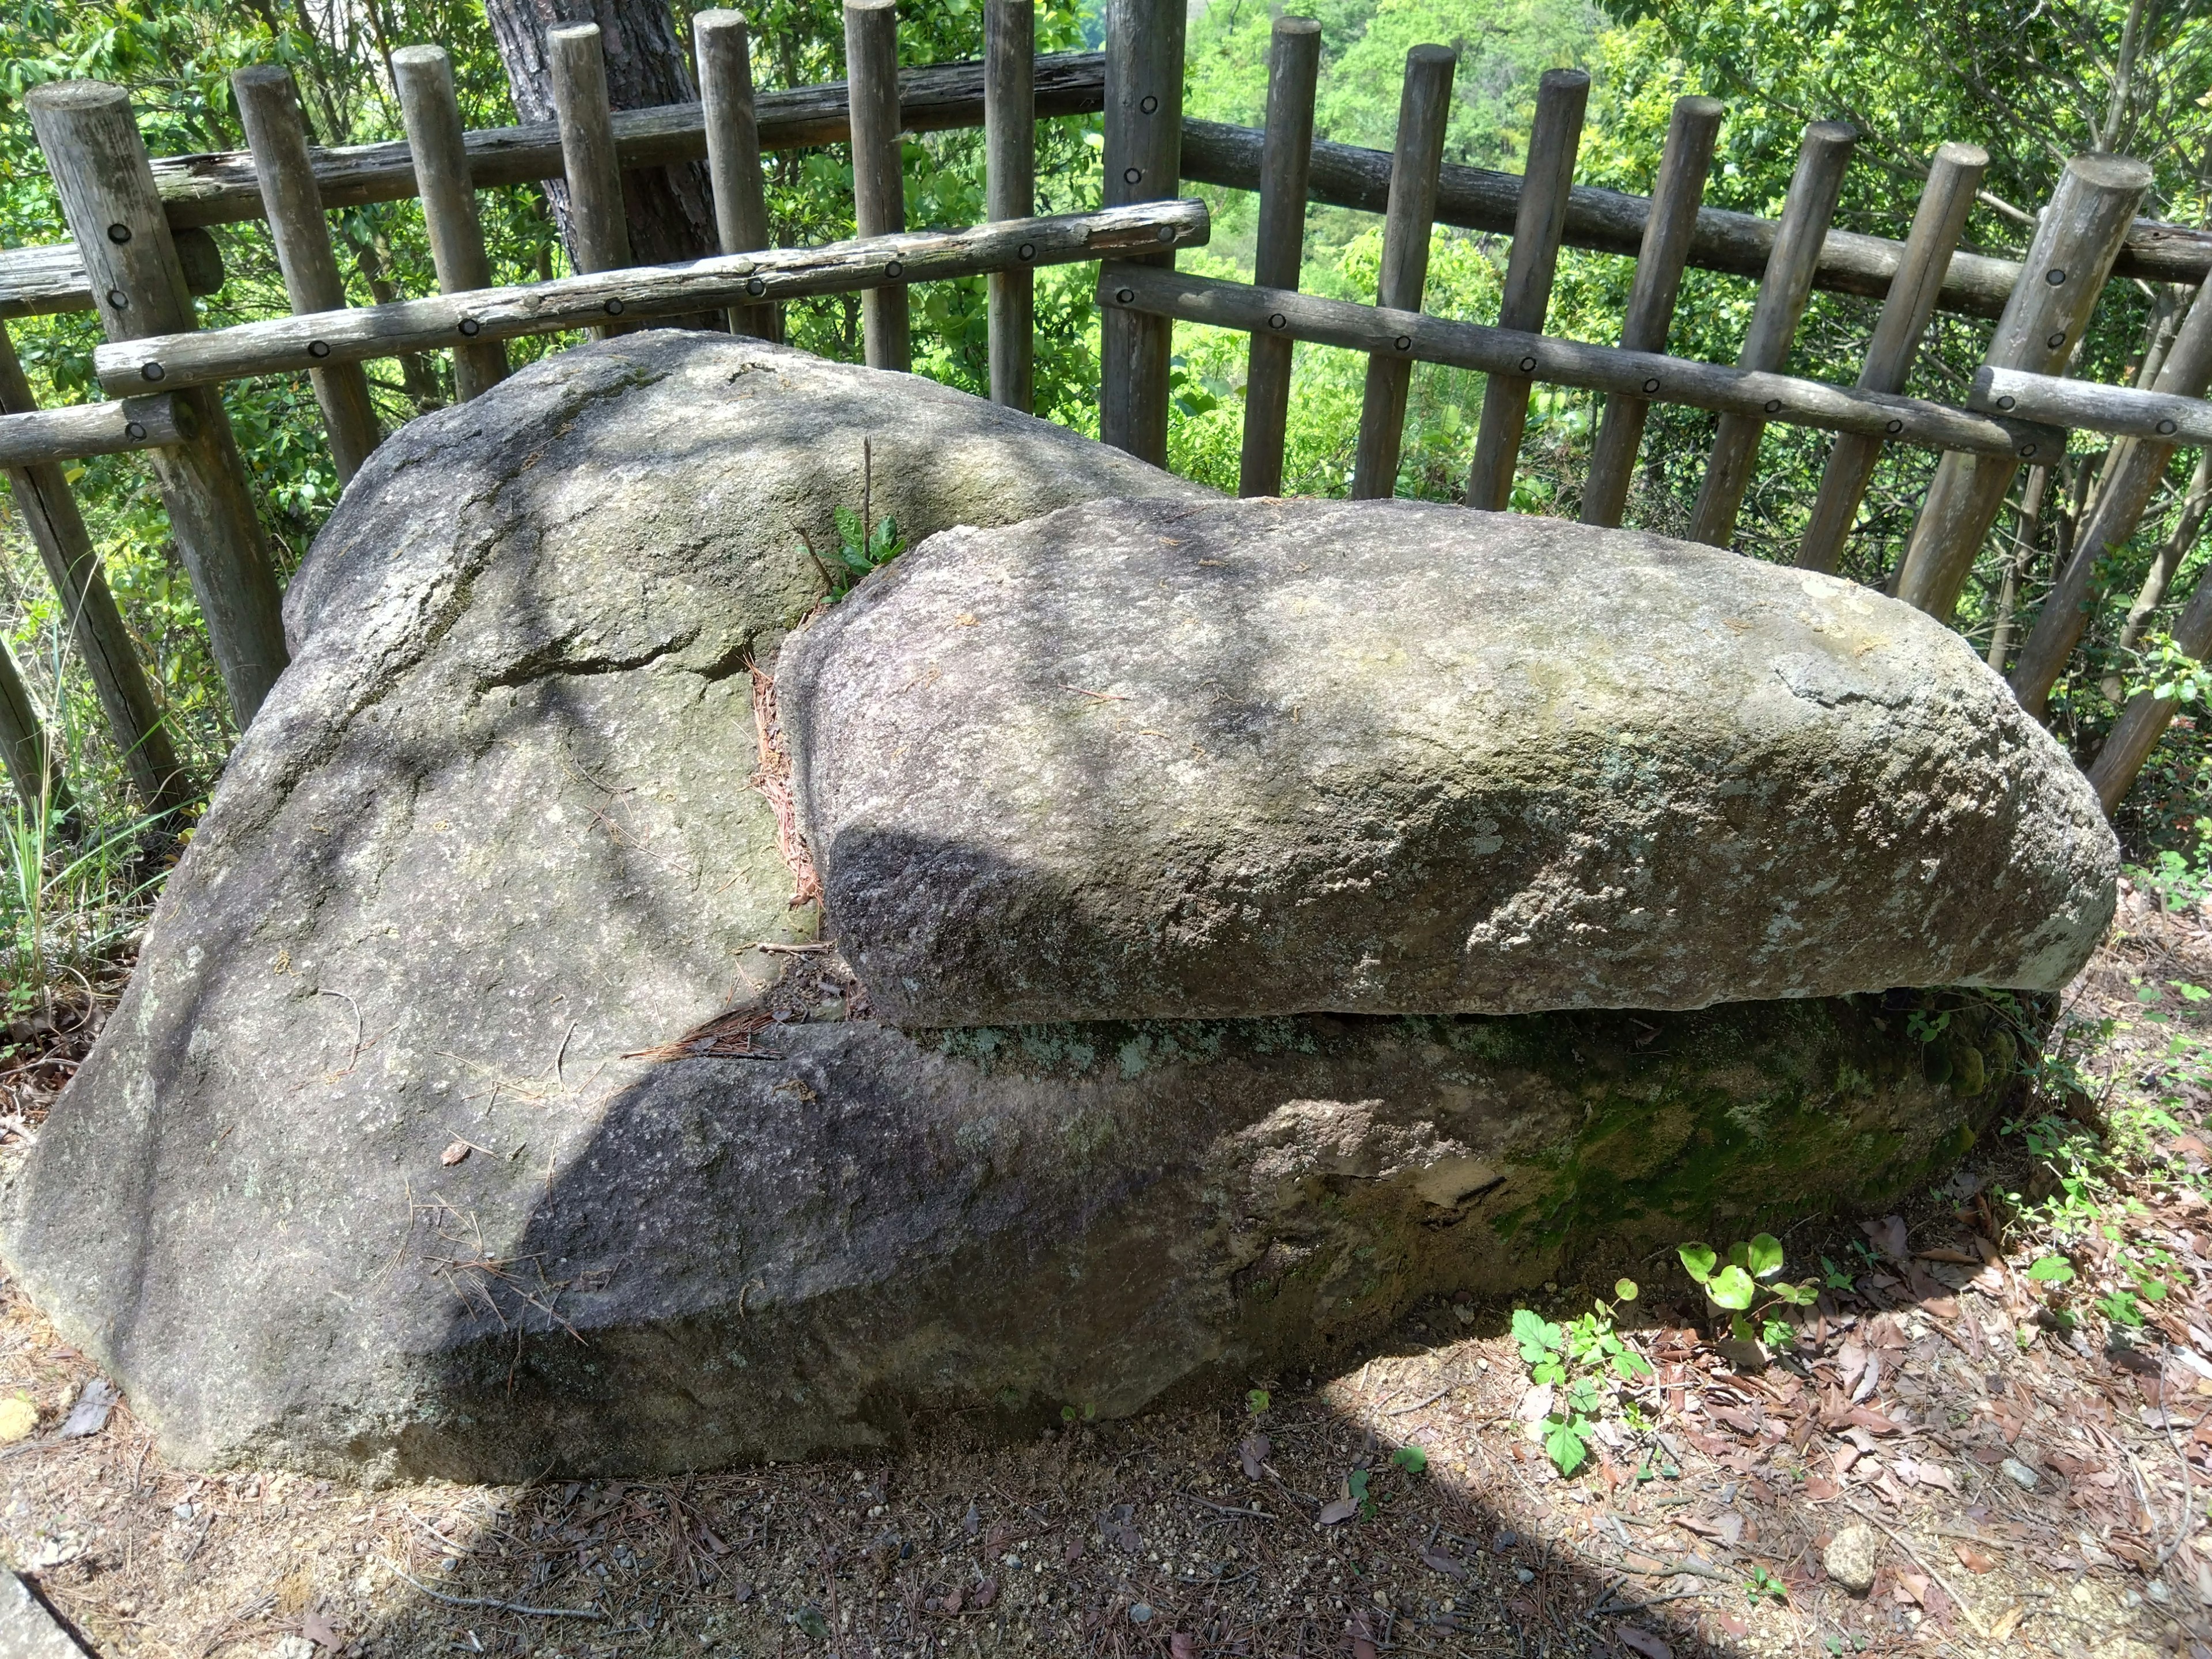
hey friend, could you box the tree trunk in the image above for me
[483,0,719,275]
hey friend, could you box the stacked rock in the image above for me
[0,337,2113,1479]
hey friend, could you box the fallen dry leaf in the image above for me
[1954,1541,1998,1573]
[1420,1547,1467,1580]
[301,1609,344,1650]
[1317,1497,1358,1525]
[1171,1635,1196,1659]
[1239,1433,1270,1480]
[440,1139,469,1166]
[1987,1606,2026,1642]
[1864,1214,1910,1264]
[1616,1625,1673,1659]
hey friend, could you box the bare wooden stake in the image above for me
[1466,68,1589,512]
[1687,120,1855,547]
[694,12,775,342]
[233,65,383,482]
[0,393,188,468]
[1796,142,1986,573]
[985,0,1036,410]
[1238,16,1321,499]
[1984,464,2049,672]
[1350,45,1456,502]
[0,321,190,813]
[1580,95,1721,529]
[26,78,289,726]
[2086,569,2212,816]
[548,24,634,341]
[1100,0,1185,464]
[2008,273,2212,716]
[0,640,71,825]
[845,0,911,372]
[393,45,510,397]
[1895,152,2152,621]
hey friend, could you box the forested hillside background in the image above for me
[3,0,2212,1007]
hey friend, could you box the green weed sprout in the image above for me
[1679,1235,1818,1349]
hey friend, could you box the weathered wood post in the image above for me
[1238,15,1321,498]
[1465,68,1589,512]
[0,643,71,824]
[1100,0,1185,464]
[26,81,289,726]
[1687,120,1855,547]
[1580,95,1721,529]
[1894,153,2152,621]
[393,45,512,397]
[2009,273,2212,716]
[1350,45,1456,502]
[0,323,190,814]
[548,24,635,340]
[2086,571,2212,816]
[845,0,911,372]
[1794,142,1986,574]
[984,0,1036,410]
[694,11,777,342]
[232,65,384,481]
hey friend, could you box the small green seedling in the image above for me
[1745,1563,1787,1604]
[1390,1445,1427,1475]
[1246,1388,1270,1416]
[1510,1280,1652,1476]
[1679,1236,1817,1347]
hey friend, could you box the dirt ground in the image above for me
[3,891,2212,1659]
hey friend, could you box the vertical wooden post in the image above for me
[985,0,1036,410]
[1686,120,1856,547]
[393,45,511,398]
[232,65,384,482]
[26,80,289,727]
[0,323,190,815]
[1238,16,1321,499]
[1100,0,1185,464]
[549,23,635,341]
[1350,46,1456,502]
[2009,271,2212,715]
[2086,570,2212,816]
[1895,153,2151,621]
[1580,96,1721,528]
[694,12,776,343]
[0,642,71,825]
[845,0,911,373]
[1465,69,1589,513]
[1794,142,1987,573]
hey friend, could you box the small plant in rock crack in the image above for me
[1512,1279,1652,1477]
[795,437,906,599]
[1679,1235,1817,1349]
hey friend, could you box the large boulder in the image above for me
[783,497,2117,1026]
[0,341,2061,1481]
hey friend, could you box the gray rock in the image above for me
[0,1573,85,1659]
[1,965,2021,1479]
[783,496,2116,1026]
[1823,1521,1878,1594]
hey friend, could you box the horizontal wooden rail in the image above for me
[1101,263,2061,462]
[93,202,1207,393]
[0,228,226,322]
[0,393,191,468]
[147,52,1111,229]
[1973,364,2212,446]
[10,52,2212,321]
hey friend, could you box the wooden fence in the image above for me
[3,0,2211,831]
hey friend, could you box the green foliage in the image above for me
[1679,1234,1817,1344]
[1511,1279,1650,1476]
[1389,1444,1426,1475]
[1245,1388,1270,1416]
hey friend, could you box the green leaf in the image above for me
[1511,1308,1561,1364]
[1391,1445,1427,1475]
[1532,1358,1565,1385]
[1611,1348,1654,1382]
[1678,1243,1717,1283]
[1544,1419,1589,1476]
[1347,1468,1371,1501]
[1614,1278,1639,1302]
[1745,1233,1785,1278]
[1707,1264,1758,1310]
[2025,1255,2076,1284]
[1246,1388,1270,1416]
[1726,1241,1753,1274]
